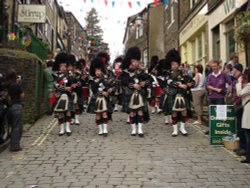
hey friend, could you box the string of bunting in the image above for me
[59,0,173,9]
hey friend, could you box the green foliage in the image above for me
[85,8,103,53]
[235,10,250,46]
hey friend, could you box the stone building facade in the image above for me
[164,0,180,56]
[179,0,209,66]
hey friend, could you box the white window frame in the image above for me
[47,0,54,9]
[143,49,148,68]
[170,1,175,24]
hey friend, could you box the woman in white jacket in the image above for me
[236,68,250,163]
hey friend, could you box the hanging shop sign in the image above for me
[17,5,46,23]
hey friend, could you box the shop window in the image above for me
[198,34,203,60]
[139,24,143,37]
[45,18,52,44]
[48,0,53,9]
[192,40,196,63]
[190,0,198,9]
[182,45,187,63]
[212,25,220,61]
[225,19,235,61]
[135,24,143,39]
[170,1,175,24]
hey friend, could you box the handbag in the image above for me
[236,98,250,114]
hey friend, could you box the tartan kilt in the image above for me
[87,95,113,115]
[86,96,96,114]
[68,94,75,112]
[121,93,131,113]
[160,92,174,115]
[161,93,190,115]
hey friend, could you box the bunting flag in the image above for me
[64,0,168,10]
[154,0,158,6]
[128,1,132,8]
[163,0,168,5]
[136,1,141,7]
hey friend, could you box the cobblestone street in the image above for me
[0,110,250,188]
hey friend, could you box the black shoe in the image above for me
[138,133,144,137]
[203,130,209,135]
[240,159,250,163]
[233,148,241,152]
[66,132,71,136]
[236,149,246,156]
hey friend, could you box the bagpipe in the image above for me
[94,75,109,113]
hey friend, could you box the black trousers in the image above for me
[8,104,23,150]
[244,129,250,162]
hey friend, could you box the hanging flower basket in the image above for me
[235,10,250,46]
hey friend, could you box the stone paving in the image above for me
[0,109,250,188]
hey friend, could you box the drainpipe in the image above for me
[11,0,16,31]
[177,0,180,49]
[147,4,150,69]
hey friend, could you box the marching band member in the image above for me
[162,49,193,136]
[53,52,73,136]
[87,57,112,136]
[120,47,151,137]
[148,56,162,114]
[113,56,123,112]
[68,54,82,126]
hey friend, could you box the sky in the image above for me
[59,0,155,61]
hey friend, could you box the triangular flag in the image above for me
[136,1,141,7]
[154,0,158,6]
[104,0,108,6]
[112,1,115,7]
[163,0,168,4]
[128,1,132,8]
[91,0,94,3]
[83,0,86,3]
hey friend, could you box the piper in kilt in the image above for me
[68,54,82,126]
[53,52,73,136]
[120,47,151,137]
[87,57,114,136]
[113,56,123,112]
[97,52,117,122]
[147,56,162,114]
[162,49,193,136]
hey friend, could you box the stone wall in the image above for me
[164,2,179,54]
[0,49,47,123]
[148,4,165,60]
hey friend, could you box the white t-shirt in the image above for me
[191,73,205,91]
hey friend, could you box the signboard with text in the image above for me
[17,5,46,23]
[209,105,236,146]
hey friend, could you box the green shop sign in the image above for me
[209,105,236,146]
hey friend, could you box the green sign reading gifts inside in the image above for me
[209,105,236,145]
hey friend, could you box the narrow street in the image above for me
[0,110,250,188]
